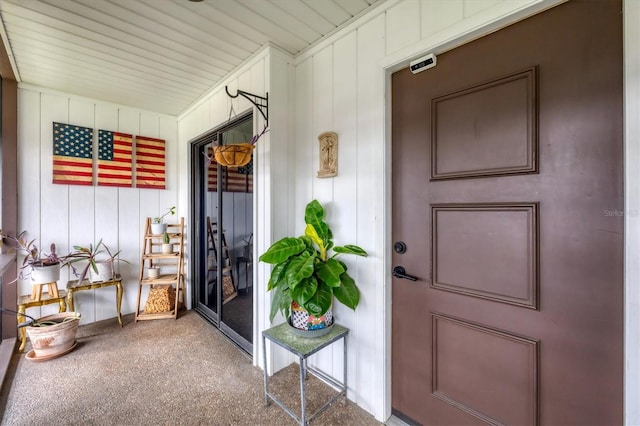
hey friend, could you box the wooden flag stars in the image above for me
[52,122,166,189]
[98,130,133,187]
[52,122,94,185]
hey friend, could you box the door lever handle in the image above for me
[392,266,418,281]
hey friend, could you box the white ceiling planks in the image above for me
[0,0,385,115]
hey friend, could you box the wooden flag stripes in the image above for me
[52,123,166,189]
[135,136,166,189]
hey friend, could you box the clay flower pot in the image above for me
[25,312,80,359]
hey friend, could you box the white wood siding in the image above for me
[17,86,179,323]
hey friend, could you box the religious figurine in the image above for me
[317,131,338,178]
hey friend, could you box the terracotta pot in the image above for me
[25,312,80,358]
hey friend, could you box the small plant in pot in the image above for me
[62,239,128,284]
[259,200,367,334]
[162,231,173,254]
[151,206,176,235]
[24,311,82,360]
[148,266,160,279]
[1,231,61,284]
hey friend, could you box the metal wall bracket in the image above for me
[225,86,269,125]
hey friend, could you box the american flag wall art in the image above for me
[135,136,166,189]
[52,122,94,185]
[97,130,133,187]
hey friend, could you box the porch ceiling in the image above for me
[0,0,385,116]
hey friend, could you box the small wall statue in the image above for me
[317,131,338,178]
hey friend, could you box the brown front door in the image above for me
[391,1,623,424]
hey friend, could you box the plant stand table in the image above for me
[66,274,123,327]
[17,288,67,352]
[262,322,348,425]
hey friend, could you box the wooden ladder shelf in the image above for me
[135,217,186,321]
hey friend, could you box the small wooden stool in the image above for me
[17,289,67,352]
[30,282,59,302]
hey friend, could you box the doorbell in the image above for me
[410,53,437,74]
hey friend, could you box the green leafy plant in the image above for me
[62,240,128,284]
[259,199,367,322]
[153,206,175,224]
[162,231,170,244]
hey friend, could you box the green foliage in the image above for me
[259,199,367,322]
[62,240,128,284]
[153,206,176,224]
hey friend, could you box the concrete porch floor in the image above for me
[0,310,382,425]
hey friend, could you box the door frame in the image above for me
[380,0,639,423]
[188,110,254,355]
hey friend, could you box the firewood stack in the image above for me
[144,285,175,314]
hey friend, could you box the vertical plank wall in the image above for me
[17,86,179,323]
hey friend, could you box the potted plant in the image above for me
[162,231,172,254]
[151,206,176,235]
[24,311,81,360]
[0,231,80,361]
[259,199,367,332]
[148,266,160,279]
[62,239,128,284]
[208,123,268,168]
[1,231,61,284]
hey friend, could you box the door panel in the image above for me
[432,314,538,426]
[391,1,623,424]
[431,68,538,180]
[432,203,538,307]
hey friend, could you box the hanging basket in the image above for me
[213,143,254,167]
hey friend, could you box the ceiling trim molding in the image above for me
[0,12,17,81]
